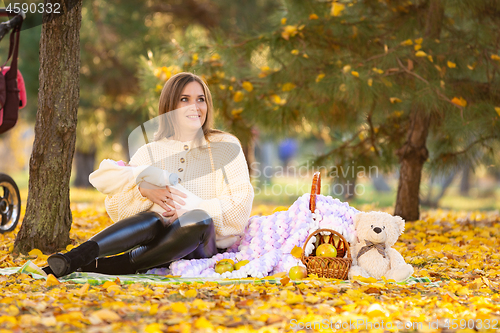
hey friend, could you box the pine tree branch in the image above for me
[363,46,399,64]
[437,135,500,161]
[149,0,218,29]
[396,57,465,118]
[216,36,264,49]
[314,129,366,165]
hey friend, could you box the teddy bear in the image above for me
[348,211,414,282]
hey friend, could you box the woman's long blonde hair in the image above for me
[154,72,224,143]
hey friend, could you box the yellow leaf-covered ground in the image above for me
[1,204,499,332]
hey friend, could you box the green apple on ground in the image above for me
[288,265,307,280]
[215,260,234,274]
[316,243,337,258]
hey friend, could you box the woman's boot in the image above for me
[47,211,164,277]
[47,241,99,277]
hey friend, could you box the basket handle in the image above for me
[309,171,321,213]
[300,228,351,264]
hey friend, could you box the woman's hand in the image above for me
[138,181,188,213]
[162,207,188,224]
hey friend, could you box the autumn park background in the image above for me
[0,0,500,332]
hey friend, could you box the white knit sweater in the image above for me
[103,132,254,249]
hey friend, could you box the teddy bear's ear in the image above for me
[393,215,405,235]
[353,212,365,229]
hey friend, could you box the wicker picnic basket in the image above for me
[300,172,352,279]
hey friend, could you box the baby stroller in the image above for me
[0,8,26,233]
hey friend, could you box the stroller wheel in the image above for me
[0,173,21,233]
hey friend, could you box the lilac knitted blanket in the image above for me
[147,193,359,278]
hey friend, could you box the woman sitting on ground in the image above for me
[44,72,254,277]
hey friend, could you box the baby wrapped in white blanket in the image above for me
[89,159,203,218]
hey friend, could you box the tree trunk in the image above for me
[14,0,82,254]
[460,164,470,196]
[394,0,443,221]
[394,110,431,221]
[73,149,96,188]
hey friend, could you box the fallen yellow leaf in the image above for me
[194,316,214,330]
[77,283,89,296]
[91,309,120,322]
[171,302,188,314]
[352,275,378,283]
[7,305,19,316]
[280,277,290,286]
[101,281,116,289]
[456,286,470,296]
[291,246,303,259]
[0,316,17,326]
[145,323,164,333]
[184,289,197,298]
[45,274,60,287]
[149,303,158,316]
[283,290,304,304]
[366,303,388,317]
[28,249,43,257]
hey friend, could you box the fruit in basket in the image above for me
[316,243,337,258]
[234,260,250,270]
[288,265,307,280]
[215,260,234,274]
[218,259,235,265]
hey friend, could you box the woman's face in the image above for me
[175,81,208,132]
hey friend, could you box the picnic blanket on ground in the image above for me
[0,261,439,287]
[169,193,359,278]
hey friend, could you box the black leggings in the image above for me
[82,209,218,274]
